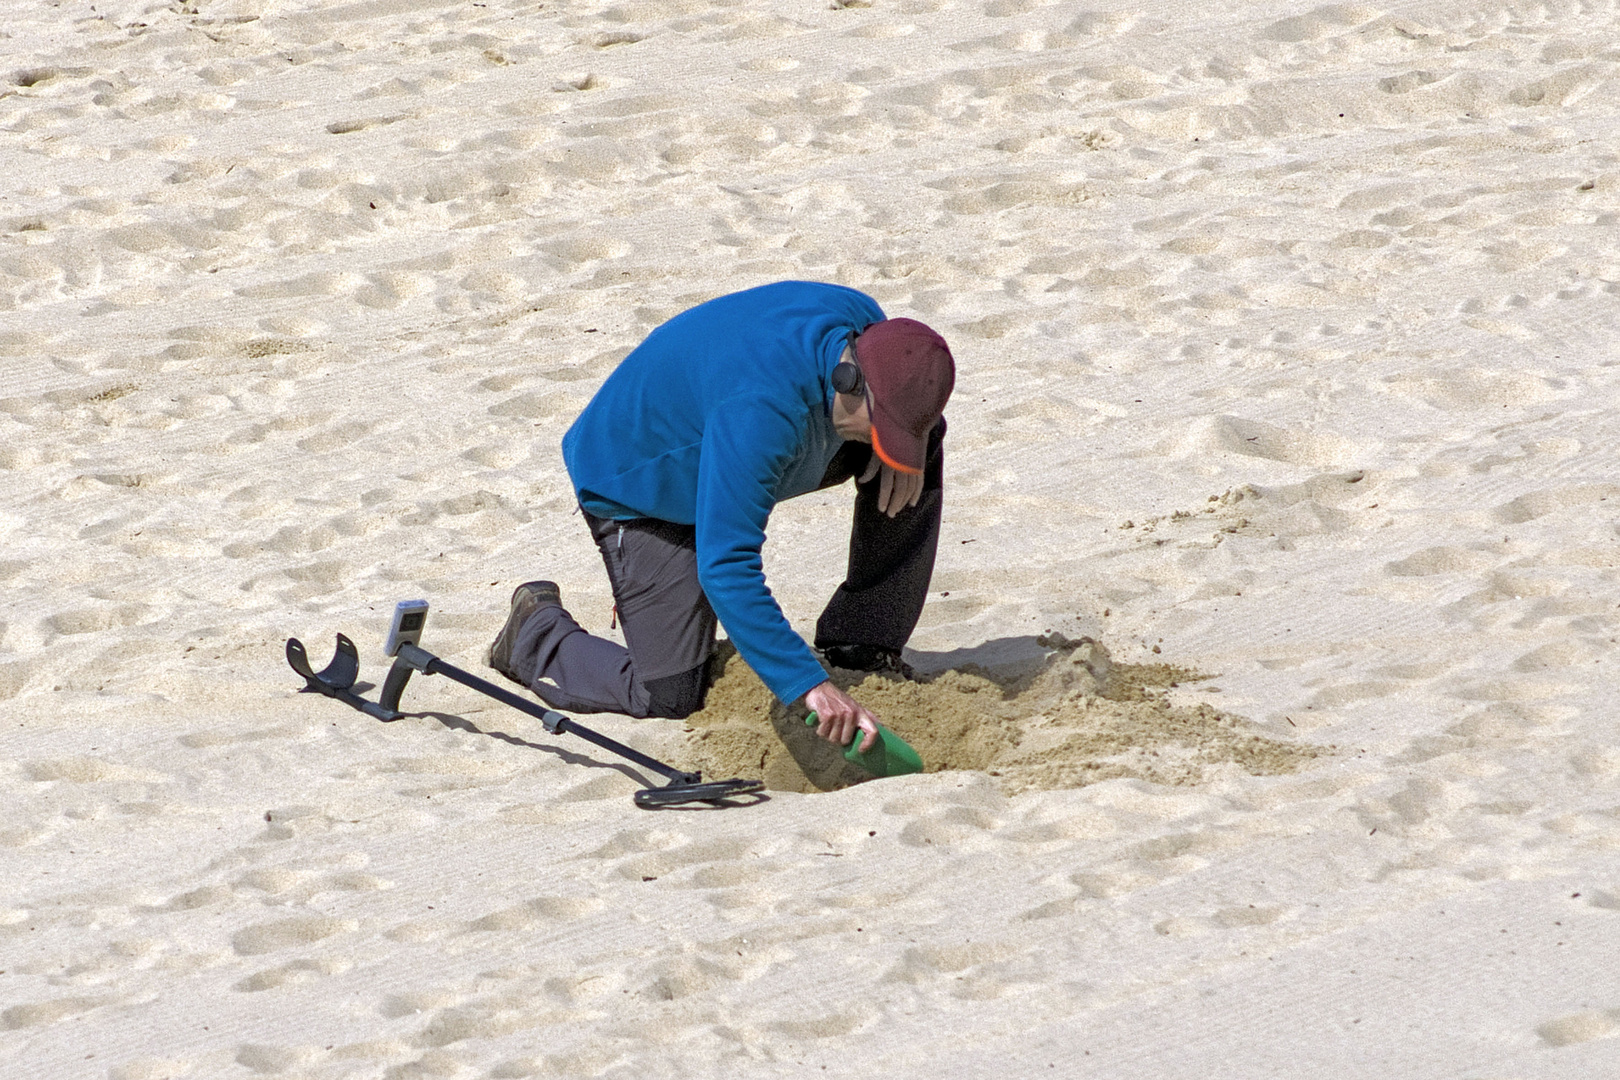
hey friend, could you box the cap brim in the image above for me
[869,409,924,476]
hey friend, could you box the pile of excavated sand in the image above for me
[679,638,1322,794]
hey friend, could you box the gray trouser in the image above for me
[507,513,716,719]
[509,422,944,719]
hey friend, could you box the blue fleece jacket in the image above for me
[561,281,885,705]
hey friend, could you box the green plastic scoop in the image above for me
[805,711,924,777]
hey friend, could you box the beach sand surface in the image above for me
[4,0,1620,1076]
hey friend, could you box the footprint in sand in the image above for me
[1538,1007,1620,1047]
[1493,484,1620,525]
[235,956,351,993]
[614,835,762,881]
[1385,546,1499,577]
[1178,414,1363,468]
[159,885,233,912]
[231,915,357,956]
[1004,805,1120,844]
[26,755,163,782]
[464,896,601,932]
[883,940,1021,1000]
[765,1010,867,1040]
[636,954,741,1002]
[897,804,1004,848]
[2,994,111,1031]
[1383,368,1564,411]
[107,1059,194,1080]
[985,0,1058,17]
[235,1045,320,1073]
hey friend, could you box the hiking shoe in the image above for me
[485,580,560,682]
[820,644,917,680]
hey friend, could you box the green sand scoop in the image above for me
[805,711,924,778]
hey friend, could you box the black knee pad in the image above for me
[642,665,708,719]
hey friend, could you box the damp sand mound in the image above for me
[679,637,1323,795]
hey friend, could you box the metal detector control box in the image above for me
[384,599,429,657]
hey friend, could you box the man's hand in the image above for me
[859,457,924,518]
[804,680,880,754]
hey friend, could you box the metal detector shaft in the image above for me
[392,643,695,784]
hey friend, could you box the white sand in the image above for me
[5,0,1620,1075]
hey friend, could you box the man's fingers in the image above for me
[826,714,872,750]
[858,459,923,517]
[903,472,924,515]
[857,718,879,753]
[812,708,858,746]
[804,689,883,753]
[882,464,912,517]
[835,712,861,748]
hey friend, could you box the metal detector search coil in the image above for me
[286,600,764,810]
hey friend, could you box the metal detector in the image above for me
[286,600,765,809]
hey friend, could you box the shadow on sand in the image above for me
[353,684,769,810]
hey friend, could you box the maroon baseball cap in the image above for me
[854,318,955,475]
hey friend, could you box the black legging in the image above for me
[813,418,945,655]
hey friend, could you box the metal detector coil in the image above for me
[633,779,765,809]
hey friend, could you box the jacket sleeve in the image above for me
[693,398,830,704]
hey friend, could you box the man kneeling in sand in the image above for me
[484,281,954,754]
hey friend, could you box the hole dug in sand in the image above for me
[679,637,1322,795]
